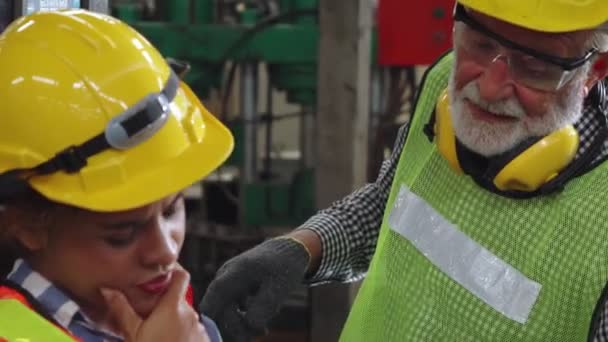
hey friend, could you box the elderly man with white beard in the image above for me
[201,1,608,341]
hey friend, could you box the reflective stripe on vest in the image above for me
[387,184,542,324]
[340,52,608,341]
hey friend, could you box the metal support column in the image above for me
[311,0,373,340]
[81,0,109,13]
[240,62,259,185]
[300,105,315,169]
[238,62,259,229]
[368,66,389,181]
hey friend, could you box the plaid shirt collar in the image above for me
[7,259,122,342]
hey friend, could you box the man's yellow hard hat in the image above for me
[0,10,234,211]
[458,0,608,33]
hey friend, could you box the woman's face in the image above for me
[22,193,186,322]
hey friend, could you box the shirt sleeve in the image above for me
[201,314,223,342]
[300,123,409,284]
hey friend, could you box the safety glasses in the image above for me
[453,4,598,91]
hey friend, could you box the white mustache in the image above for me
[458,82,527,119]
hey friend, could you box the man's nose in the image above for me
[477,55,516,103]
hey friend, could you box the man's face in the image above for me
[449,9,593,157]
[27,193,186,324]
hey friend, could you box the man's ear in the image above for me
[585,53,608,95]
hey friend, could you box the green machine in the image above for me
[113,0,319,228]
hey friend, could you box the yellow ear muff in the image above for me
[494,126,579,192]
[433,88,579,192]
[434,89,463,174]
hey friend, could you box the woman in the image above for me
[0,9,232,342]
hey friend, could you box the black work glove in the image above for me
[200,237,310,342]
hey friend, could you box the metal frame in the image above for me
[81,0,108,13]
[13,0,108,17]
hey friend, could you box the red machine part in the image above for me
[378,0,456,66]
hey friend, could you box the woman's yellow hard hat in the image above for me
[458,0,608,33]
[0,10,234,211]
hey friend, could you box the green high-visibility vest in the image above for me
[0,298,76,341]
[340,52,608,341]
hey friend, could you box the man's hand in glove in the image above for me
[200,230,321,342]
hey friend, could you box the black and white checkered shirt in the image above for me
[301,99,608,341]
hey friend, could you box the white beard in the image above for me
[447,69,587,157]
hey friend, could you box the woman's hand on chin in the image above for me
[101,267,209,342]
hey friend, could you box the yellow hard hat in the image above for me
[457,0,608,33]
[0,10,234,211]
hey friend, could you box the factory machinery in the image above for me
[112,3,343,339]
